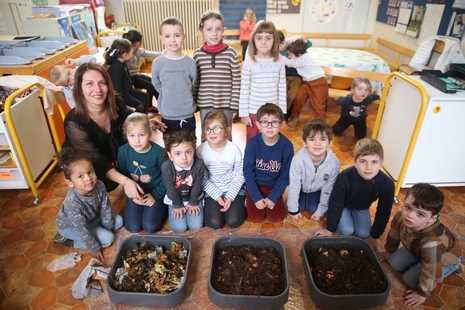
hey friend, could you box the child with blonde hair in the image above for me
[332,76,380,138]
[238,21,286,141]
[48,55,96,108]
[54,147,123,261]
[197,111,246,229]
[193,10,241,135]
[117,113,167,233]
[239,8,256,61]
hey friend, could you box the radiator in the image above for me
[122,0,219,51]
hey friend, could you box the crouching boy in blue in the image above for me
[314,138,394,250]
[377,183,462,307]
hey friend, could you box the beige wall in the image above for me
[104,0,465,56]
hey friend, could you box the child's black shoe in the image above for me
[53,233,74,247]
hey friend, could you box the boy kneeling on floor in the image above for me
[377,183,462,306]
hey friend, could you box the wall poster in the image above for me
[267,0,301,14]
[405,5,426,37]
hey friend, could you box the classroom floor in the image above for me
[0,86,464,309]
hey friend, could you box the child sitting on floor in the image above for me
[377,183,462,307]
[54,147,123,262]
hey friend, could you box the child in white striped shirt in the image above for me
[197,110,246,229]
[238,21,286,141]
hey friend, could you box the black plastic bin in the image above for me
[301,237,391,309]
[106,235,191,308]
[420,69,465,93]
[208,236,289,309]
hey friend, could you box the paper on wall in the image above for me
[395,0,413,33]
[418,4,445,44]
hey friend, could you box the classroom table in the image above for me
[307,47,391,94]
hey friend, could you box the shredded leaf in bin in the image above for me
[113,241,188,294]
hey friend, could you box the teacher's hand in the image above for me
[150,118,167,133]
[124,178,144,200]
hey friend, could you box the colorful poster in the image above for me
[405,5,426,38]
[395,0,413,33]
[85,12,97,40]
[451,14,465,39]
[417,4,445,43]
[57,16,72,37]
[71,21,98,54]
[70,14,81,24]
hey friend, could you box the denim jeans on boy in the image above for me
[168,200,204,233]
[125,197,167,233]
[336,208,371,238]
[59,213,123,249]
[388,246,462,289]
[298,190,321,213]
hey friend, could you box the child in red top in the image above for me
[239,8,256,61]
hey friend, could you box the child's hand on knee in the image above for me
[264,198,275,209]
[404,290,426,307]
[218,197,232,212]
[310,213,323,221]
[255,199,267,210]
[186,204,201,216]
[289,212,302,220]
[172,207,186,220]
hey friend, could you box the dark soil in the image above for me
[211,245,285,296]
[307,245,388,295]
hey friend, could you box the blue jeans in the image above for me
[124,197,167,233]
[168,200,204,233]
[337,208,371,238]
[59,213,123,249]
[388,246,462,289]
[298,190,321,213]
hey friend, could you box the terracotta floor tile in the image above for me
[24,240,48,261]
[1,217,23,230]
[22,228,45,243]
[30,285,57,310]
[21,217,48,230]
[54,268,82,287]
[0,240,32,260]
[1,254,28,271]
[439,285,465,308]
[28,269,55,287]
[19,208,40,223]
[2,269,30,296]
[1,229,24,248]
[57,286,84,309]
[1,285,40,309]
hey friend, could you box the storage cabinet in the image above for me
[0,83,61,204]
[373,72,465,198]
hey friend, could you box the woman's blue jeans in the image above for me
[124,197,167,233]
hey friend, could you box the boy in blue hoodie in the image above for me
[243,103,294,222]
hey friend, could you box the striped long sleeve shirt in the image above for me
[193,46,241,110]
[197,140,245,201]
[238,56,286,117]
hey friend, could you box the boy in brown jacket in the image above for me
[377,183,462,306]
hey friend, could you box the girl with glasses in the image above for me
[197,111,246,229]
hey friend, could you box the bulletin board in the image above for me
[376,0,465,35]
[302,0,370,33]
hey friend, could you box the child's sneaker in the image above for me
[53,233,74,247]
[287,116,300,128]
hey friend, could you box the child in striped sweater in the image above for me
[193,10,241,139]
